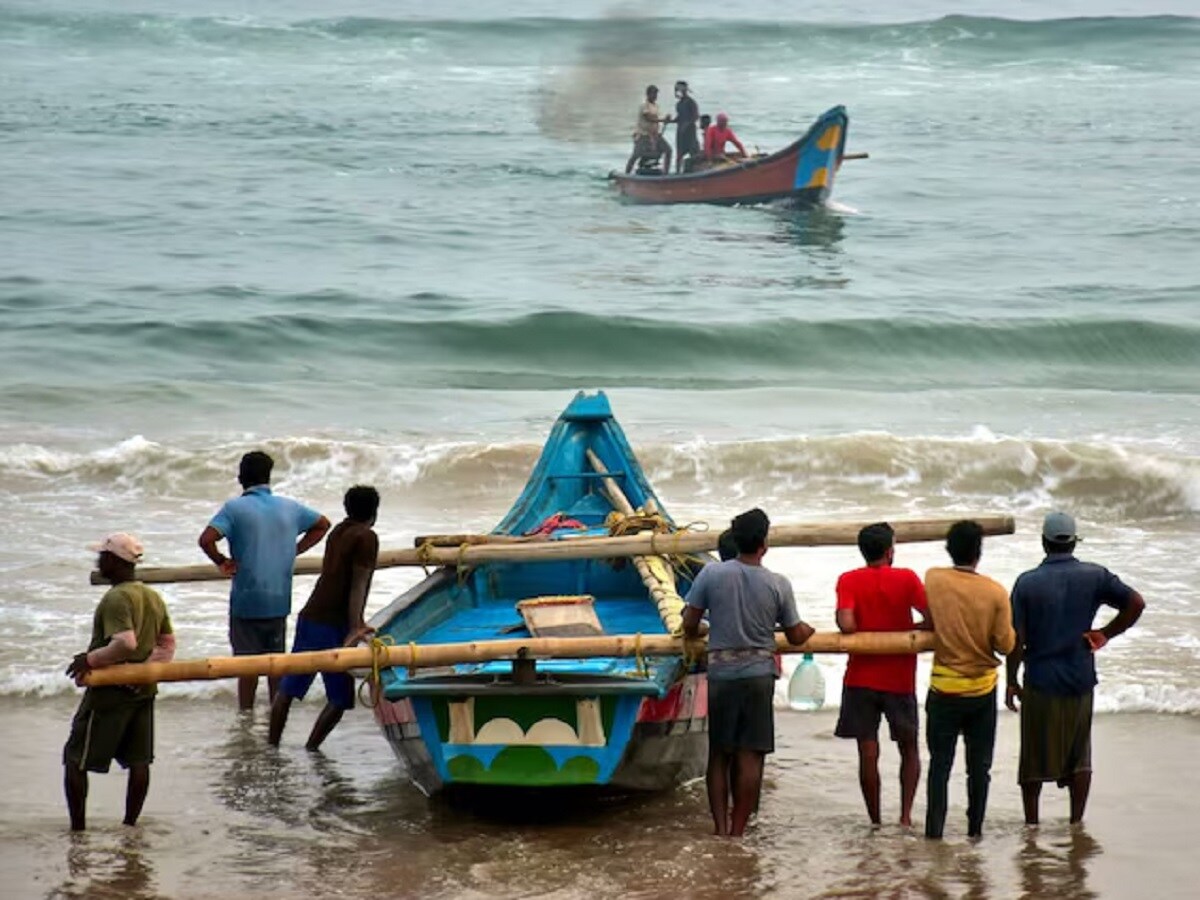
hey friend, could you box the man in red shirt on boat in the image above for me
[704,112,747,161]
[834,522,930,827]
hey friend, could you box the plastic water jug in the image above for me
[787,653,825,711]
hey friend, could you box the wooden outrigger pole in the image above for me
[81,508,1005,687]
[83,630,935,688]
[89,515,1015,585]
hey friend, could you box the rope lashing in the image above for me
[358,634,396,707]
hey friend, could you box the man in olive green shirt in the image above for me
[63,533,175,831]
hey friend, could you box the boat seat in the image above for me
[517,595,604,637]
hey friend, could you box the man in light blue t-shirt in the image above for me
[683,508,814,837]
[199,451,330,710]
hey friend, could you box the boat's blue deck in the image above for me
[390,595,672,681]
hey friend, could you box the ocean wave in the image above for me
[2,430,1197,521]
[4,313,1199,392]
[3,10,1195,61]
[0,666,233,700]
[4,670,1196,714]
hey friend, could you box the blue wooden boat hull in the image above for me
[370,392,708,795]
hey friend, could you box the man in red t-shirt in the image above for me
[835,522,929,826]
[704,112,747,160]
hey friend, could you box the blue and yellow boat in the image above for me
[369,392,709,795]
[610,105,851,206]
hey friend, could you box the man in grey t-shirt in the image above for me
[683,508,814,837]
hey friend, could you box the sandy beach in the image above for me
[2,696,1195,899]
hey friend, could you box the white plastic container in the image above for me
[787,653,826,711]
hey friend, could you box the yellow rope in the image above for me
[633,632,648,679]
[456,542,471,585]
[415,540,438,577]
[407,640,419,677]
[358,634,395,708]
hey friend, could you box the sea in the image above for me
[1,0,1199,897]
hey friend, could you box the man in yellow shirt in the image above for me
[923,520,1015,839]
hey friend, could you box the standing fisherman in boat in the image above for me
[672,80,701,172]
[682,509,815,837]
[625,84,672,175]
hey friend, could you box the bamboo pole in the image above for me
[584,448,686,633]
[83,629,935,687]
[90,515,1014,585]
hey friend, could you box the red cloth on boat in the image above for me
[525,513,587,536]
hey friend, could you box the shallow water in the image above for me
[3,699,1197,899]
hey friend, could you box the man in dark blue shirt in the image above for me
[1005,512,1144,825]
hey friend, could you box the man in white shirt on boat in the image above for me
[625,84,672,175]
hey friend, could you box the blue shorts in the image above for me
[279,617,355,710]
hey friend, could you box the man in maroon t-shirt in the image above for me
[835,522,929,826]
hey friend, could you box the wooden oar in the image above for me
[83,629,935,687]
[89,515,1015,584]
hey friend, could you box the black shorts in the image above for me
[708,675,776,754]
[835,685,919,744]
[230,616,286,656]
[63,689,155,773]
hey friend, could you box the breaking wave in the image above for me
[2,430,1197,521]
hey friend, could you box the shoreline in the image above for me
[1,696,1196,898]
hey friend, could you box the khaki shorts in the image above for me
[63,688,155,773]
[1018,686,1093,785]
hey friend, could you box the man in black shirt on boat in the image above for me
[672,81,701,172]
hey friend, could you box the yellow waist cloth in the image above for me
[930,662,997,697]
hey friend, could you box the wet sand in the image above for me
[1,696,1196,899]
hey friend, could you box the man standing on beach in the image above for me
[1006,512,1145,825]
[199,451,330,711]
[834,522,929,827]
[269,485,380,751]
[682,508,815,837]
[923,520,1015,839]
[63,533,176,831]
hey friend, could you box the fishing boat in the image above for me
[368,392,709,795]
[609,105,852,206]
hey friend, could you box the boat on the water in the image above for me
[609,105,850,206]
[368,392,708,795]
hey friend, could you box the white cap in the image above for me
[88,533,144,564]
